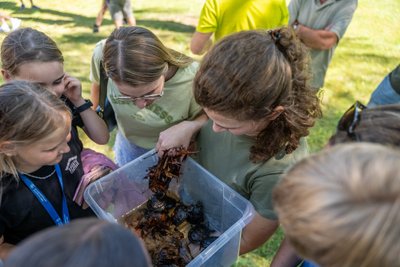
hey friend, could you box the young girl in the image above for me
[1,27,109,145]
[90,26,206,166]
[0,81,95,259]
[193,27,322,254]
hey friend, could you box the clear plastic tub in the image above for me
[84,150,255,267]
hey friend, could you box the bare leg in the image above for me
[29,0,39,9]
[127,16,136,26]
[95,0,108,26]
[93,0,108,32]
[114,18,123,29]
[19,0,26,10]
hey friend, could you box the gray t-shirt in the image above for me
[289,0,358,89]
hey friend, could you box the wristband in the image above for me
[75,100,93,113]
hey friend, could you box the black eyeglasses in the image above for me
[337,101,366,140]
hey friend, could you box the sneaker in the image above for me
[10,18,21,31]
[1,22,11,33]
[19,4,26,10]
[31,5,40,9]
[93,24,99,33]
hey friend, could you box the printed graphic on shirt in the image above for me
[146,104,173,123]
[65,156,79,174]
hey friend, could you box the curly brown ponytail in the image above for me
[194,27,322,162]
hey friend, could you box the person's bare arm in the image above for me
[271,237,302,267]
[0,236,14,260]
[90,82,100,110]
[239,212,279,254]
[296,24,338,50]
[190,31,213,55]
[64,76,109,144]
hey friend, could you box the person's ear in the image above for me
[270,106,285,120]
[0,141,17,156]
[1,69,13,81]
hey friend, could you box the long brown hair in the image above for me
[1,27,63,76]
[103,26,193,86]
[194,27,322,162]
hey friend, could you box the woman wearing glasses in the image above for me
[90,26,206,166]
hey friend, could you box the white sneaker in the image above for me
[1,22,11,33]
[10,18,21,31]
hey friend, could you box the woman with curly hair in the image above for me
[193,26,322,254]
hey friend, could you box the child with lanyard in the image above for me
[1,28,114,204]
[90,26,207,165]
[0,81,95,259]
[1,27,109,146]
[193,27,322,254]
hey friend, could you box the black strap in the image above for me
[99,60,108,111]
[75,100,93,113]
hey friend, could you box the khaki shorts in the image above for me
[108,0,133,21]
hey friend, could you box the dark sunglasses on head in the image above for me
[337,101,366,140]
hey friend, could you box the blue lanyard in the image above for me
[19,164,70,226]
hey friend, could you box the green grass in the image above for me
[1,0,399,265]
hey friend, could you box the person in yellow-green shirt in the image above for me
[90,26,206,166]
[190,0,289,55]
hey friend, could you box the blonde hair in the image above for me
[1,27,63,76]
[194,27,321,162]
[0,81,71,177]
[273,143,400,267]
[103,26,193,86]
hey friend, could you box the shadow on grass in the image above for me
[1,1,19,12]
[137,19,195,33]
[59,33,106,44]
[16,8,95,26]
[135,7,188,14]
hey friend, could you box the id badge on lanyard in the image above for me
[20,164,70,226]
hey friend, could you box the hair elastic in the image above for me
[268,29,282,43]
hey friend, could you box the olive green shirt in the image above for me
[196,120,308,220]
[90,40,202,149]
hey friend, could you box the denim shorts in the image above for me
[113,131,150,167]
[367,75,400,107]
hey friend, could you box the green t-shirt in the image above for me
[90,40,202,149]
[289,0,357,89]
[195,120,308,220]
[196,0,289,41]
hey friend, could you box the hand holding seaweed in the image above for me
[146,146,195,195]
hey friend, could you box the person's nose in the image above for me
[212,122,226,133]
[59,142,71,155]
[134,99,148,109]
[51,84,65,98]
